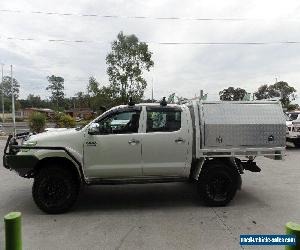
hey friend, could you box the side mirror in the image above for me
[88,123,100,135]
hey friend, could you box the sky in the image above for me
[0,0,300,104]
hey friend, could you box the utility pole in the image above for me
[10,65,16,136]
[1,63,4,124]
[151,78,154,103]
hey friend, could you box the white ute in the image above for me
[286,111,300,147]
[3,100,286,214]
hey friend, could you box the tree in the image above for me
[219,87,247,101]
[75,91,89,109]
[46,75,65,109]
[89,86,116,111]
[19,95,49,109]
[269,81,296,107]
[254,84,269,100]
[0,76,20,112]
[254,81,297,108]
[87,77,99,97]
[27,94,42,107]
[106,31,154,104]
[1,76,20,99]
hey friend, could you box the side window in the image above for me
[147,109,181,132]
[98,111,140,134]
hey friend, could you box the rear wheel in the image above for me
[32,165,79,214]
[198,161,240,206]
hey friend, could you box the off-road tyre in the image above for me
[198,160,240,206]
[32,165,79,214]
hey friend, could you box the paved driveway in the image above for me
[0,141,299,249]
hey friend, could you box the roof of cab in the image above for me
[136,103,181,107]
[111,103,181,108]
[105,103,183,114]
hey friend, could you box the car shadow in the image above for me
[286,146,299,150]
[4,182,267,215]
[74,182,267,213]
[1,183,201,215]
[75,182,201,212]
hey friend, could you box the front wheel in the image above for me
[32,166,79,214]
[198,161,240,206]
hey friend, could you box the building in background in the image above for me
[65,108,95,120]
[17,108,55,119]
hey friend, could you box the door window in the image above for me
[147,109,181,132]
[98,111,140,134]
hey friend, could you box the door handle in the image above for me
[128,139,140,145]
[175,138,185,143]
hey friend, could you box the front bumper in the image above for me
[3,154,39,177]
[3,134,38,178]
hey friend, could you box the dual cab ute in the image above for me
[3,100,286,214]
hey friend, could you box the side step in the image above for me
[86,176,188,185]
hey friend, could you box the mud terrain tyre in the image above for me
[32,165,79,214]
[198,161,240,206]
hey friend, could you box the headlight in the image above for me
[21,141,37,152]
[22,141,37,146]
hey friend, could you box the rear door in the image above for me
[142,106,188,176]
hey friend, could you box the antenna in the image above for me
[128,97,135,106]
[11,65,16,136]
[160,97,167,106]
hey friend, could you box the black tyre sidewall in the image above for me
[198,164,239,206]
[33,166,79,214]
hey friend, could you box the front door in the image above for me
[142,106,188,176]
[83,108,142,178]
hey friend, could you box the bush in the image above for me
[54,113,76,128]
[29,112,46,133]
